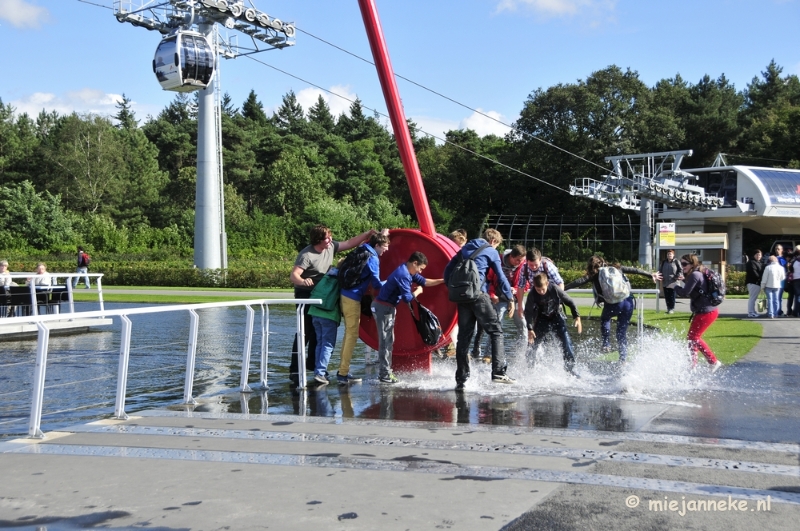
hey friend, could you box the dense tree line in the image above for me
[1,61,798,260]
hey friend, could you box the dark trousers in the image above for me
[455,293,506,383]
[786,281,795,315]
[289,288,316,380]
[600,297,634,361]
[531,313,575,371]
[663,287,676,311]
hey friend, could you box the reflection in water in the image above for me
[3,304,796,443]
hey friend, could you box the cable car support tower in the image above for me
[113,1,296,270]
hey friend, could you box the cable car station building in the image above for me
[658,164,800,264]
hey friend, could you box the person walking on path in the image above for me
[288,225,376,386]
[773,244,788,315]
[524,274,582,375]
[73,247,91,289]
[791,247,800,317]
[659,249,682,314]
[373,252,443,384]
[336,231,390,385]
[668,254,723,372]
[745,249,764,317]
[565,256,661,362]
[444,229,515,390]
[761,255,786,319]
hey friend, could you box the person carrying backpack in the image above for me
[373,251,444,384]
[565,255,661,363]
[444,229,515,390]
[666,254,723,372]
[73,246,91,289]
[336,231,390,385]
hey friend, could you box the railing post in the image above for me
[114,315,132,420]
[240,305,255,392]
[28,322,50,438]
[260,304,269,389]
[183,309,199,405]
[96,276,105,312]
[29,282,38,317]
[296,304,307,390]
[66,279,75,314]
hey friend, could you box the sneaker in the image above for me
[481,356,492,364]
[314,374,329,386]
[710,360,723,373]
[337,373,362,385]
[602,345,613,354]
[491,374,516,384]
[379,373,399,384]
[455,381,466,391]
[667,309,674,314]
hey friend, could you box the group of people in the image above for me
[289,224,728,391]
[746,244,800,318]
[289,225,444,387]
[0,247,92,293]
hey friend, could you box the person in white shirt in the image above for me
[26,263,52,288]
[761,256,785,318]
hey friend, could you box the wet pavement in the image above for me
[0,295,797,530]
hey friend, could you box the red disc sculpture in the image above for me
[357,0,460,371]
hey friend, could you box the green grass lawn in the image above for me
[576,304,761,365]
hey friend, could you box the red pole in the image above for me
[358,0,436,236]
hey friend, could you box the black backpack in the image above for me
[337,245,372,290]
[698,268,726,306]
[408,300,442,346]
[447,243,491,303]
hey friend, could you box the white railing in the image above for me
[1,273,106,316]
[566,289,661,338]
[5,298,320,439]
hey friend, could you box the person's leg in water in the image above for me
[455,303,477,388]
[600,303,614,352]
[614,298,634,362]
[529,317,550,368]
[553,313,577,373]
[687,309,719,365]
[472,322,485,359]
[472,294,509,381]
[290,290,316,385]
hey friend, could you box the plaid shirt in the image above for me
[517,257,563,291]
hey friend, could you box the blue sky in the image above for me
[2,0,799,140]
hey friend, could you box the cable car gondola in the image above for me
[153,30,215,92]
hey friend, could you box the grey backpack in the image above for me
[447,243,491,303]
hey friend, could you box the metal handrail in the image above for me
[2,273,106,315]
[565,288,661,340]
[16,297,320,439]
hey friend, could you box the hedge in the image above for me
[2,259,748,294]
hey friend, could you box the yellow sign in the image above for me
[659,223,676,247]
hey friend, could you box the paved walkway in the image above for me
[0,294,797,530]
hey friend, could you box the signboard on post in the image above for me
[659,223,676,247]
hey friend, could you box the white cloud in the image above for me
[9,90,162,122]
[407,115,459,143]
[296,84,359,118]
[459,109,513,138]
[496,0,616,19]
[0,0,51,29]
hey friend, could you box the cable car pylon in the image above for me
[114,1,296,270]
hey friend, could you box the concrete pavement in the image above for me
[0,294,797,530]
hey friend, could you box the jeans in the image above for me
[72,267,90,288]
[600,297,634,361]
[373,302,396,379]
[474,300,526,358]
[290,288,317,381]
[765,287,780,317]
[663,287,676,311]
[530,313,575,371]
[688,308,719,364]
[455,292,507,384]
[312,316,339,378]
